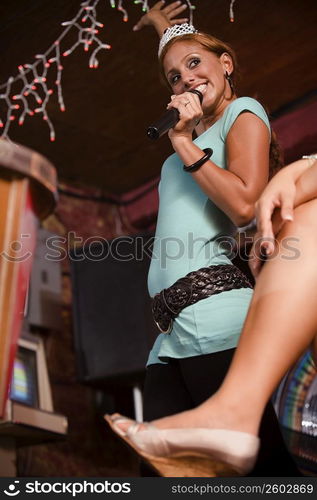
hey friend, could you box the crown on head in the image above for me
[158,23,198,57]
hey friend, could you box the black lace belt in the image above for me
[152,264,253,334]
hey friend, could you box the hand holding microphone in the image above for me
[147,89,203,140]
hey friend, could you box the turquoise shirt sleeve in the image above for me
[220,97,271,142]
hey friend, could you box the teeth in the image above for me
[195,84,207,94]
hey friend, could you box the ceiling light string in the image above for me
[0,0,111,141]
[185,1,195,26]
[0,3,87,92]
[112,1,152,21]
[132,1,195,24]
[63,4,111,68]
[110,0,129,22]
[117,1,129,22]
[229,0,236,22]
[133,1,149,13]
[48,42,65,113]
[0,0,197,142]
[0,78,15,137]
[17,61,52,140]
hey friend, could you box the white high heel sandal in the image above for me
[105,413,260,477]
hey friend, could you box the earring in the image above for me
[225,71,235,95]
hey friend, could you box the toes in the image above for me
[104,413,136,436]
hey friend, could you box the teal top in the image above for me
[147,97,270,366]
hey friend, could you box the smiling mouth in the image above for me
[193,83,207,94]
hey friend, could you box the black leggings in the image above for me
[142,349,301,477]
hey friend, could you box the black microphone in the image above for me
[147,89,203,140]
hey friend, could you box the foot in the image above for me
[155,395,259,436]
[106,394,259,436]
[105,407,234,437]
[105,412,260,477]
[105,412,152,435]
[152,405,225,431]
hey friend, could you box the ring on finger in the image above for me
[184,101,190,107]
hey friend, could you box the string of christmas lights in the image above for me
[230,0,236,22]
[0,0,114,142]
[185,1,196,26]
[111,0,129,22]
[111,1,196,25]
[0,0,198,142]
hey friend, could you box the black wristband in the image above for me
[183,148,213,173]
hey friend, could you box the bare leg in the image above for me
[153,198,317,433]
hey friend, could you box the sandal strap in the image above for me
[110,415,132,437]
[128,421,157,434]
[127,422,144,436]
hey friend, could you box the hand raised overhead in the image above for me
[133,0,189,36]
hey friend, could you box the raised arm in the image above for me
[133,0,189,36]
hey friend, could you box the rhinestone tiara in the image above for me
[158,23,198,57]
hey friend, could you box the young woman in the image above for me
[106,155,317,477]
[106,2,299,476]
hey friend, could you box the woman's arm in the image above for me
[133,0,188,36]
[194,113,270,227]
[168,96,270,227]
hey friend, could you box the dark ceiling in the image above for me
[1,0,317,194]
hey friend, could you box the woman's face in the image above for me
[163,40,233,115]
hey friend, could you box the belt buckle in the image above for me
[152,292,173,334]
[153,317,173,334]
